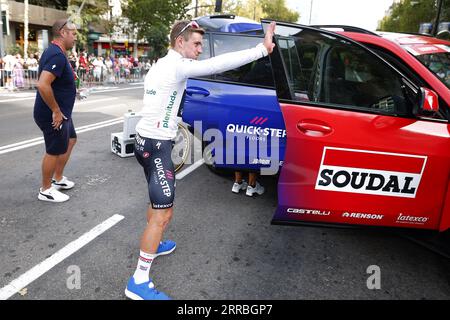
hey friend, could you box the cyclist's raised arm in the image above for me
[176,43,268,81]
[176,21,276,81]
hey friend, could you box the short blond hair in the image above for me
[170,20,205,48]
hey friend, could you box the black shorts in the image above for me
[134,134,175,209]
[35,118,77,155]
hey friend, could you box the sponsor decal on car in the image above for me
[342,212,384,220]
[287,208,331,216]
[396,213,429,225]
[226,116,287,140]
[315,147,427,198]
[250,158,284,166]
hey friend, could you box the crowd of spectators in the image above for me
[0,50,153,91]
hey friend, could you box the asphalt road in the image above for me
[0,84,449,300]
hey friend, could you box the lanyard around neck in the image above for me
[51,40,77,80]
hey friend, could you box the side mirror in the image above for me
[414,87,439,116]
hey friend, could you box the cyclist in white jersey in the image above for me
[125,20,276,300]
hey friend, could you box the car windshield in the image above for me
[404,44,450,89]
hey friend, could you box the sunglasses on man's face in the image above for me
[59,20,76,31]
[59,20,69,31]
[175,21,200,40]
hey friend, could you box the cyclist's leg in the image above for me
[141,140,175,244]
[137,138,175,253]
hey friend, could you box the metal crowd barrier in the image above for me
[77,66,145,86]
[0,65,146,90]
[0,68,39,90]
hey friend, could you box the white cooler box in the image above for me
[111,111,142,158]
[123,111,142,139]
[111,132,135,157]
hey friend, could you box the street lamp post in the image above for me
[432,0,443,36]
[309,0,313,24]
[0,0,4,58]
[24,0,28,59]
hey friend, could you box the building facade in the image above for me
[1,0,150,59]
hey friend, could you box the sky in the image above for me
[286,0,396,31]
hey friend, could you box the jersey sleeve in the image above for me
[41,53,67,78]
[176,43,269,81]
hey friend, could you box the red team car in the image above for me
[261,21,450,232]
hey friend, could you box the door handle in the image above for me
[297,120,333,136]
[186,87,210,97]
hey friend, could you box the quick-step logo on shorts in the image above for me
[315,147,427,198]
[155,158,172,197]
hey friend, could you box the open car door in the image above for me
[261,20,450,231]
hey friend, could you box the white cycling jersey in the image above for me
[135,43,269,140]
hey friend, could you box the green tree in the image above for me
[123,0,191,60]
[68,0,110,49]
[186,0,240,17]
[234,0,264,21]
[186,0,298,23]
[378,0,450,33]
[259,0,299,23]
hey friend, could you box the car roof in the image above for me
[376,31,450,46]
[195,14,262,33]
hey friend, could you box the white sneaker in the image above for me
[38,187,70,203]
[232,180,248,193]
[246,182,265,197]
[52,176,75,190]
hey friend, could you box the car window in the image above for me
[212,34,274,88]
[191,34,212,80]
[198,34,211,61]
[414,49,450,89]
[366,45,448,121]
[277,29,415,116]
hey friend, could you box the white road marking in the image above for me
[176,159,205,180]
[76,120,124,134]
[0,86,143,104]
[0,117,124,155]
[0,214,125,300]
[90,86,143,94]
[0,97,35,103]
[75,97,118,106]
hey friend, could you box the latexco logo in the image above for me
[315,147,427,198]
[396,213,429,225]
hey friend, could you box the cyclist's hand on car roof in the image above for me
[264,21,276,54]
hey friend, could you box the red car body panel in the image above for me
[277,103,449,230]
[440,182,450,231]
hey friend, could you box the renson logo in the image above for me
[226,116,286,138]
[315,147,427,198]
